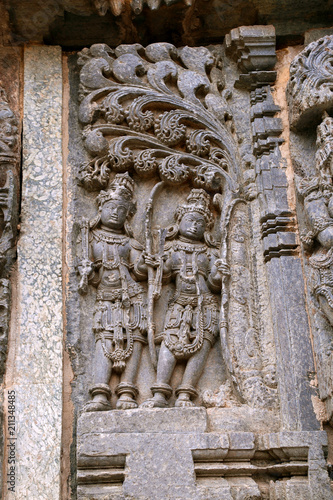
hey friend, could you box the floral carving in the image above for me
[287,35,333,128]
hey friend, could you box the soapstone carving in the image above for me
[0,88,19,377]
[287,35,333,129]
[142,189,228,408]
[77,173,148,410]
[76,42,278,409]
[286,35,333,424]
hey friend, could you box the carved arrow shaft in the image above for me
[145,181,165,370]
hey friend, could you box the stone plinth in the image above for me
[77,409,331,500]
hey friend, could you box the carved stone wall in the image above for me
[0,47,21,497]
[68,38,280,414]
[64,28,331,499]
[0,9,332,500]
[287,35,333,426]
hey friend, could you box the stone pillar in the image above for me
[4,46,63,499]
[225,26,319,431]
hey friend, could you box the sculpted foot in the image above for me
[83,399,112,412]
[175,393,195,408]
[140,396,168,408]
[116,396,138,410]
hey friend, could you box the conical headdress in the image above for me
[175,189,214,229]
[97,173,135,208]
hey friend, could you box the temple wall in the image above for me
[0,15,332,500]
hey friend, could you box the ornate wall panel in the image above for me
[62,28,332,499]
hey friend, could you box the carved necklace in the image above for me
[173,237,206,254]
[93,228,128,245]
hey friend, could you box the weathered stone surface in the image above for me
[4,45,63,500]
[0,46,21,499]
[207,407,280,433]
[79,407,208,433]
[225,25,277,89]
[0,47,21,377]
[287,35,333,130]
[68,40,284,421]
[226,27,318,433]
[64,35,331,499]
[3,0,333,48]
[77,410,331,499]
[305,27,333,45]
[287,37,333,427]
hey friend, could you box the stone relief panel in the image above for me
[287,35,333,422]
[67,41,280,415]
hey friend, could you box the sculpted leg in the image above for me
[116,341,143,410]
[175,339,211,407]
[85,338,112,412]
[141,342,176,408]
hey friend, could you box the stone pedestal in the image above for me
[77,409,331,500]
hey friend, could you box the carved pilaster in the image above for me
[225,25,277,89]
[225,26,318,431]
[226,26,298,261]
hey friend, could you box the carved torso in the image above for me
[90,229,140,292]
[166,239,220,297]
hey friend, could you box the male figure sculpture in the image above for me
[78,173,147,410]
[143,189,226,408]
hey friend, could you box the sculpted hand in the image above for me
[143,252,159,268]
[78,258,94,278]
[214,259,230,276]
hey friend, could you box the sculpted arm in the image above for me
[77,234,100,293]
[304,192,333,248]
[131,240,149,281]
[207,251,229,292]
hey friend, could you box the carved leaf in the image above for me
[134,150,158,177]
[77,42,238,193]
[158,155,190,185]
